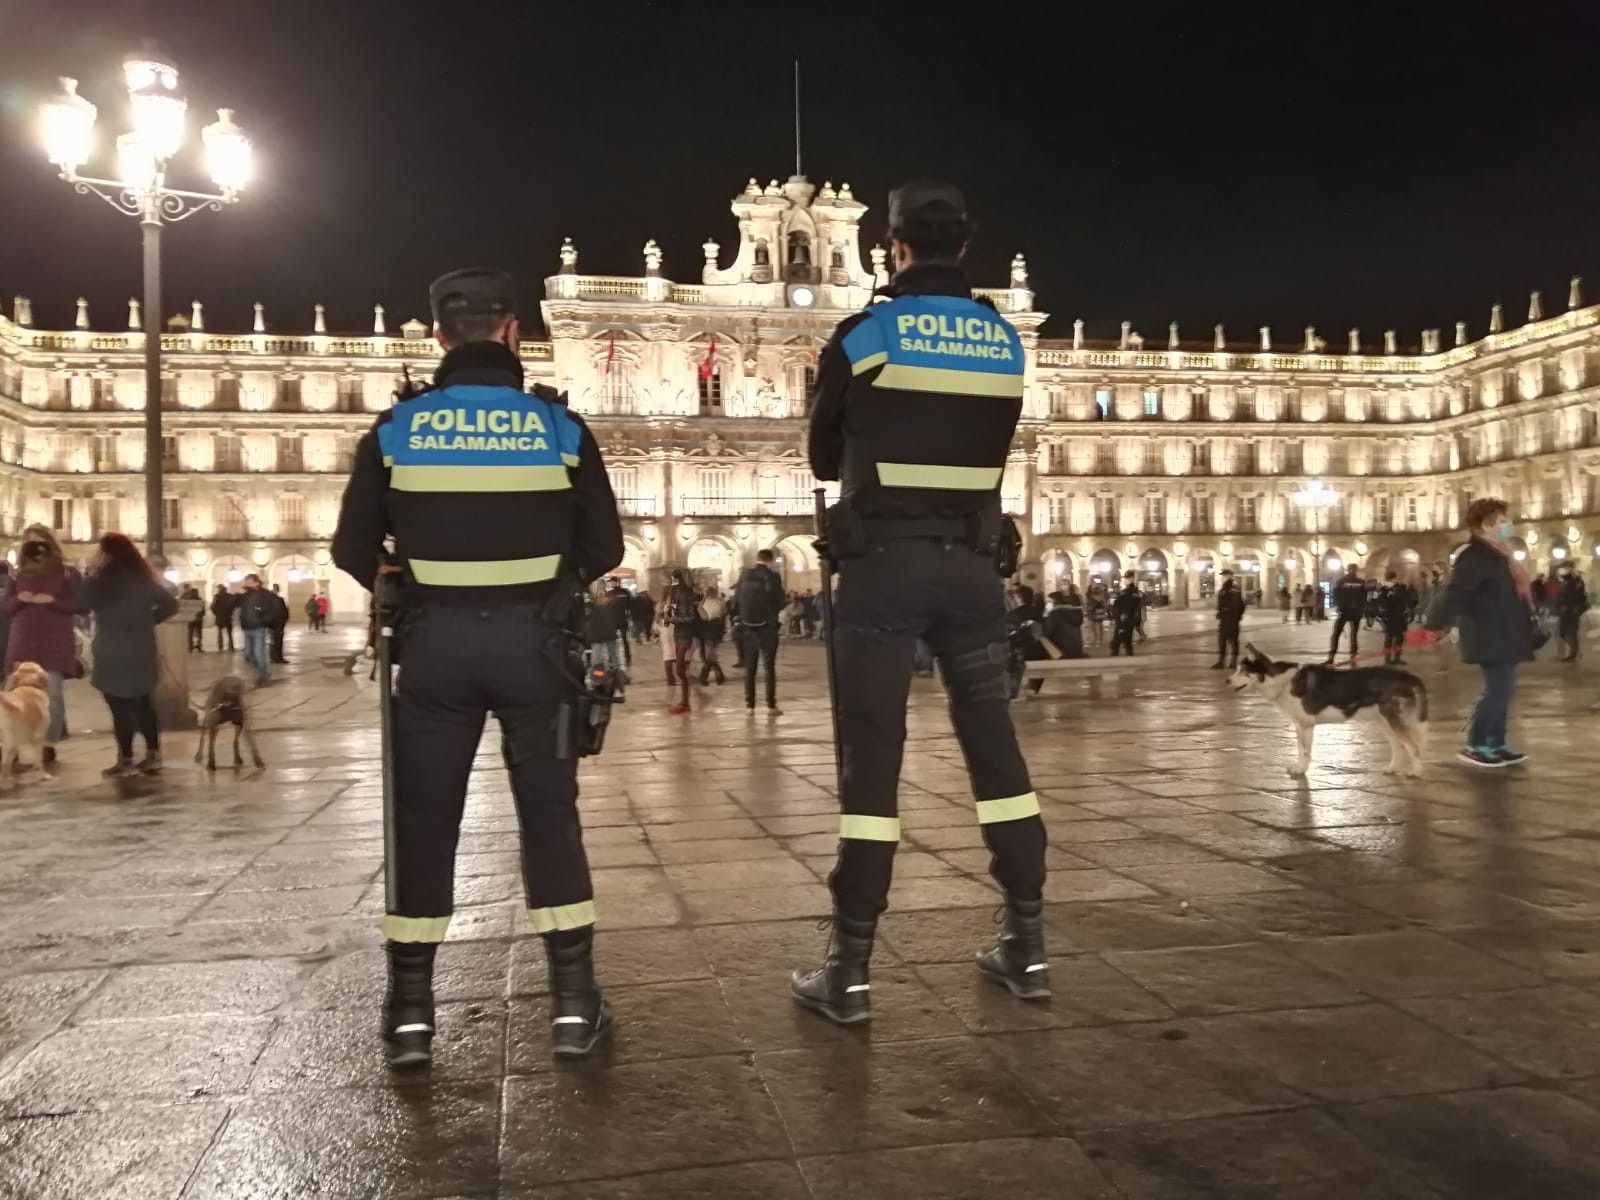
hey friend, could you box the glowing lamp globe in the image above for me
[123,52,187,161]
[202,108,251,192]
[40,77,97,172]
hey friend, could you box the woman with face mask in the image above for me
[2,524,83,762]
[1424,498,1536,768]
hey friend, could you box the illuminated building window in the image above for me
[1094,388,1112,419]
[697,368,723,411]
[697,467,729,503]
[1237,496,1257,532]
[1095,495,1117,533]
[52,497,69,530]
[1375,494,1391,527]
[1143,390,1160,418]
[1192,496,1212,531]
[162,497,182,537]
[278,493,306,537]
[1047,495,1067,531]
[608,466,638,501]
[1406,496,1419,529]
[1144,495,1166,532]
[92,496,118,535]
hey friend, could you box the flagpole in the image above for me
[793,59,802,177]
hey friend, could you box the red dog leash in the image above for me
[1328,628,1444,669]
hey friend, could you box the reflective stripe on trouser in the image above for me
[385,606,594,940]
[826,540,1046,921]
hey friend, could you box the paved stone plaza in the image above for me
[2,615,1600,1198]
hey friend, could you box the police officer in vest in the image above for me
[332,268,624,1064]
[792,183,1049,1023]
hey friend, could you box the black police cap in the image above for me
[428,268,516,320]
[887,181,968,232]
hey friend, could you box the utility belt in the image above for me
[821,496,1020,577]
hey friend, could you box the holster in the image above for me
[821,498,868,560]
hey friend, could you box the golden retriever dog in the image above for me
[0,662,51,787]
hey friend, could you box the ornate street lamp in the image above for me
[39,55,250,557]
[1291,478,1340,615]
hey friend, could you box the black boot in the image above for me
[975,898,1051,1000]
[1210,661,1226,670]
[790,914,876,1025]
[544,928,612,1058]
[383,941,437,1068]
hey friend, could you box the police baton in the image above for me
[812,488,844,796]
[374,564,400,913]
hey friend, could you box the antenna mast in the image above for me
[793,59,802,177]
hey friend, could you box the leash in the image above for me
[1327,628,1444,669]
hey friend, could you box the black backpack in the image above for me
[735,566,779,625]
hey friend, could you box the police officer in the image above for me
[332,268,624,1065]
[1327,563,1367,663]
[1212,568,1246,669]
[1378,570,1412,664]
[792,182,1049,1024]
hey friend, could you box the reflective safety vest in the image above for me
[838,294,1025,515]
[376,383,583,592]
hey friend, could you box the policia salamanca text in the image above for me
[893,312,1017,361]
[406,406,554,453]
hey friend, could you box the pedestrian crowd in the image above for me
[582,548,793,716]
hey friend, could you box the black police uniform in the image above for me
[1213,580,1246,668]
[1328,573,1367,661]
[792,184,1048,1026]
[1378,582,1412,663]
[332,268,623,1063]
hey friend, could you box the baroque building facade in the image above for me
[0,173,1595,617]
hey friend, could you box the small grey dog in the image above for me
[196,675,265,770]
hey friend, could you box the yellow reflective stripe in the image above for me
[976,792,1042,825]
[527,900,597,933]
[381,915,452,943]
[839,814,900,842]
[409,555,562,586]
[851,350,889,376]
[391,463,571,493]
[876,362,1025,398]
[877,463,1003,491]
[561,452,581,468]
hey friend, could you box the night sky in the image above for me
[0,0,1595,345]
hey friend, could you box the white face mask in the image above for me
[1496,520,1515,540]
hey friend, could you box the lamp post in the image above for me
[39,56,251,559]
[1291,479,1340,619]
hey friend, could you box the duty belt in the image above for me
[861,515,973,545]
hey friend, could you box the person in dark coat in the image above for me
[604,578,632,667]
[81,533,179,777]
[697,590,728,685]
[630,590,655,644]
[266,584,290,664]
[1425,497,1536,768]
[662,570,700,714]
[1378,571,1412,664]
[1109,579,1143,656]
[235,574,276,686]
[4,523,82,761]
[1326,565,1367,663]
[211,585,236,651]
[1212,569,1246,669]
[1041,588,1085,659]
[1554,562,1589,663]
[584,579,625,671]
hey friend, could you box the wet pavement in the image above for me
[2,615,1600,1198]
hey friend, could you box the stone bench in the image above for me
[1016,655,1146,699]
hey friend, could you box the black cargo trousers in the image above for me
[382,604,595,944]
[828,538,1047,922]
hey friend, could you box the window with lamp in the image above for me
[697,366,723,413]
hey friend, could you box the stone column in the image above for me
[153,616,198,731]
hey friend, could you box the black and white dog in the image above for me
[1229,643,1429,778]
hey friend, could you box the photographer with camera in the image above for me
[332,267,623,1066]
